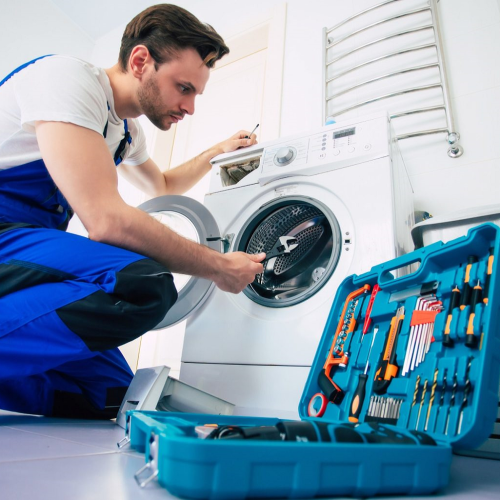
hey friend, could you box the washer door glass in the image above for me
[235,196,342,307]
[138,195,221,329]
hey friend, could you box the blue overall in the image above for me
[0,57,177,418]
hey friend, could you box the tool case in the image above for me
[123,223,500,499]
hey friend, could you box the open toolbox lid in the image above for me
[121,223,500,500]
[300,223,500,450]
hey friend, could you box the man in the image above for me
[0,4,265,419]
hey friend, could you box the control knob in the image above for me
[273,146,297,166]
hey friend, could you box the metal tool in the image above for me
[348,326,379,423]
[362,284,380,335]
[403,297,441,376]
[457,358,473,434]
[444,373,458,435]
[366,396,403,423]
[425,368,439,431]
[265,236,299,260]
[314,284,370,409]
[373,306,405,394]
[408,374,421,427]
[415,379,428,430]
[389,280,439,303]
[434,369,447,432]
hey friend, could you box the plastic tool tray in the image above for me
[124,223,500,499]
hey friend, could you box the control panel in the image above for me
[208,114,391,193]
[259,115,390,185]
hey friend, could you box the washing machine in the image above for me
[139,112,414,419]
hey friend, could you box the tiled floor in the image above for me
[0,409,499,500]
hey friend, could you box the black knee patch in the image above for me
[52,386,128,420]
[57,259,178,351]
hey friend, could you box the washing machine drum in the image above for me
[240,199,341,307]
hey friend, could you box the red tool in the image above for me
[314,284,370,408]
[362,284,380,335]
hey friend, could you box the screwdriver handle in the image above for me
[443,286,460,347]
[483,247,494,306]
[465,281,482,348]
[460,256,478,310]
[348,374,368,423]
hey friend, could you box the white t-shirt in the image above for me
[0,55,149,171]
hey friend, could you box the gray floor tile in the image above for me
[0,452,175,500]
[5,419,124,450]
[0,426,112,464]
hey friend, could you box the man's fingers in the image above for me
[249,252,266,262]
[236,138,256,148]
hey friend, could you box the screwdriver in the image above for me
[348,326,379,423]
[483,247,494,306]
[443,285,460,347]
[465,280,482,348]
[460,256,478,310]
[362,284,380,335]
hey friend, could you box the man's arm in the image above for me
[35,121,264,293]
[118,130,257,197]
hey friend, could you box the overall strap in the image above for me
[102,103,132,166]
[0,54,54,87]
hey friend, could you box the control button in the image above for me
[333,148,340,156]
[363,143,372,150]
[273,146,297,166]
[348,146,355,153]
[319,152,326,159]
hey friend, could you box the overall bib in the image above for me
[0,56,177,418]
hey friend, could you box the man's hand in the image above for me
[217,129,259,154]
[211,252,266,293]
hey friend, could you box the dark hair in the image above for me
[118,4,229,71]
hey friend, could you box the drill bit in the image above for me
[408,375,421,426]
[457,358,473,434]
[444,373,458,435]
[424,368,439,431]
[415,379,428,430]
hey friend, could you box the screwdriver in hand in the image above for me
[349,326,379,423]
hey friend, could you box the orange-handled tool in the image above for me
[465,280,482,348]
[483,247,494,306]
[460,256,478,310]
[316,284,370,406]
[373,306,405,395]
[443,285,460,347]
[349,326,379,423]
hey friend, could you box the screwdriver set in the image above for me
[303,222,499,453]
[121,223,500,499]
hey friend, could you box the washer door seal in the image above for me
[138,195,221,329]
[235,196,342,308]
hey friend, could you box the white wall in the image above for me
[0,0,94,79]
[92,0,500,218]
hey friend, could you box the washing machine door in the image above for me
[138,195,221,329]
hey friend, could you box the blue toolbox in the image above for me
[124,223,500,499]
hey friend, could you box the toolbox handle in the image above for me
[372,245,440,290]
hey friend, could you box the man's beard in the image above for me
[137,74,172,131]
